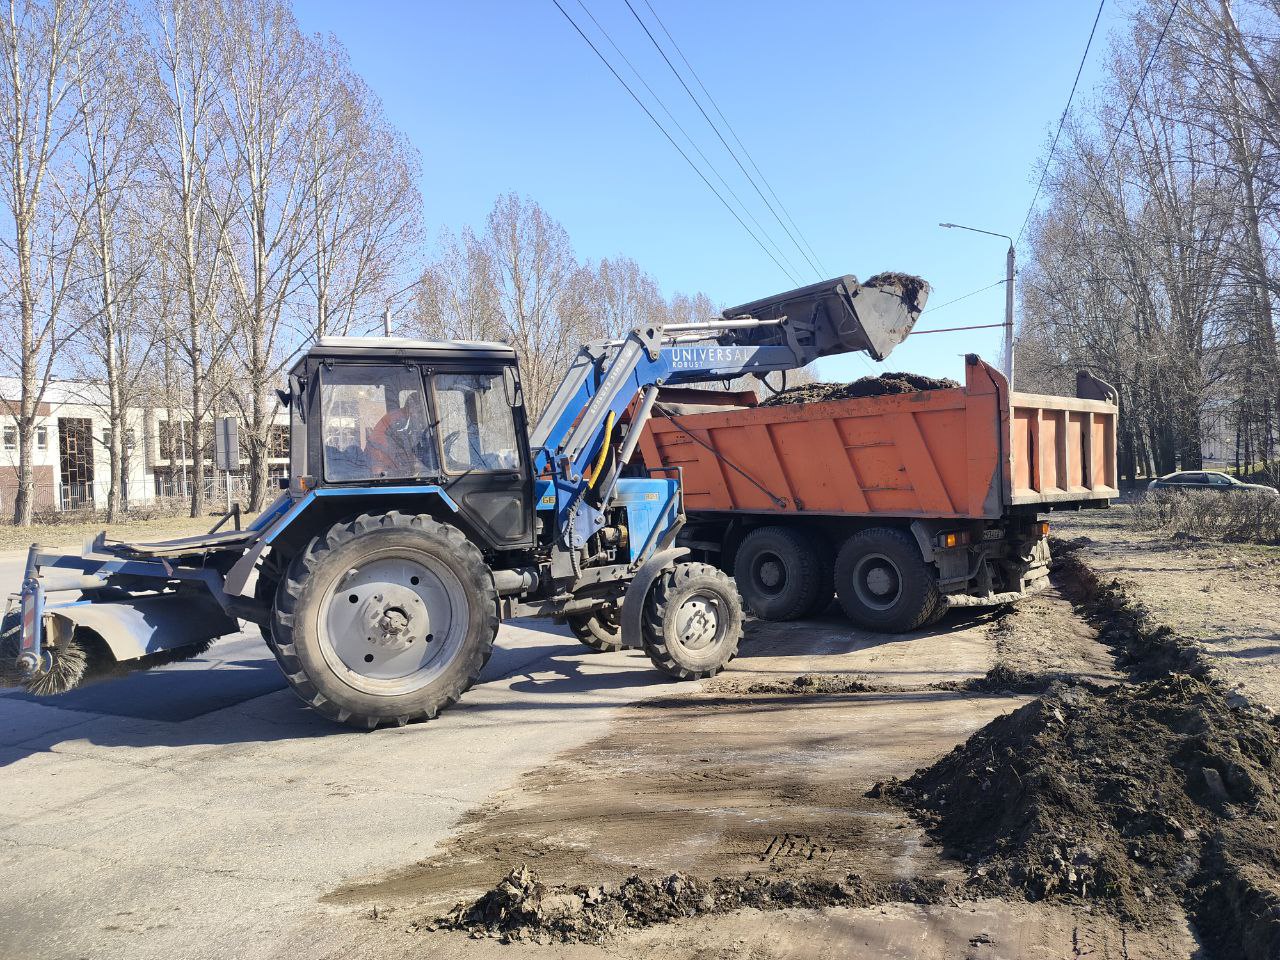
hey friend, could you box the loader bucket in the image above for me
[720,273,930,362]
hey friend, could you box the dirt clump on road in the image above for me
[932,663,1066,696]
[863,271,930,313]
[742,673,877,695]
[430,864,948,945]
[760,371,959,407]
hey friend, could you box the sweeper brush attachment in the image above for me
[0,614,93,695]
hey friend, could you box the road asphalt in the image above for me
[0,547,694,960]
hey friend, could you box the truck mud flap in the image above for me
[943,577,1050,609]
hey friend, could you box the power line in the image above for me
[622,0,826,281]
[549,0,800,285]
[1016,0,1106,247]
[920,278,1008,314]
[1098,0,1180,174]
[638,0,830,278]
[571,0,805,281]
[909,321,1009,337]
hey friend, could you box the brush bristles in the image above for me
[23,642,90,697]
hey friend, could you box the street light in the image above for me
[939,222,1015,386]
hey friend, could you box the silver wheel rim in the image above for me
[672,592,726,653]
[317,552,469,696]
[852,552,903,611]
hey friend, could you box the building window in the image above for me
[125,428,136,451]
[268,423,290,459]
[36,426,48,450]
[3,424,15,450]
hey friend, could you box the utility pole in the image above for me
[383,305,392,337]
[1004,242,1016,387]
[940,222,1016,386]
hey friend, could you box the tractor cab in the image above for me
[284,337,535,552]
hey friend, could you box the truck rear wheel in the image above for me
[566,608,623,652]
[272,511,498,729]
[642,562,742,679]
[734,525,832,621]
[834,528,941,633]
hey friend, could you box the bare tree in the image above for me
[67,3,159,520]
[300,35,422,341]
[0,0,108,524]
[145,0,238,517]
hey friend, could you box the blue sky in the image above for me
[293,0,1124,382]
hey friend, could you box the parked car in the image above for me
[1147,470,1279,496]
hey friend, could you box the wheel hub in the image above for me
[852,552,903,611]
[758,558,784,589]
[320,555,463,691]
[674,595,721,651]
[865,566,895,596]
[356,585,427,654]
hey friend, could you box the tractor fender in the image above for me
[224,486,460,597]
[620,547,689,650]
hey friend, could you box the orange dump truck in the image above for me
[635,354,1119,632]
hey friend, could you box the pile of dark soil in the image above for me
[431,865,948,945]
[878,546,1280,959]
[744,673,876,695]
[760,371,959,407]
[863,271,929,314]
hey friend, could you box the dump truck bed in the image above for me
[636,356,1117,520]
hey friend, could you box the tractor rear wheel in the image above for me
[272,511,498,729]
[566,608,623,652]
[642,562,742,680]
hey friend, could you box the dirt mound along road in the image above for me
[879,548,1280,960]
[430,864,946,945]
[760,371,959,407]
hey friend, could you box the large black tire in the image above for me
[566,608,623,653]
[642,562,743,680]
[834,527,941,633]
[734,525,831,621]
[272,511,498,729]
[803,536,836,618]
[255,564,280,648]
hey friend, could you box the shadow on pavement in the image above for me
[0,606,1001,765]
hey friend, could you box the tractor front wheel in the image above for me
[642,562,742,680]
[272,511,498,729]
[566,608,623,652]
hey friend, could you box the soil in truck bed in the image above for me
[760,371,959,407]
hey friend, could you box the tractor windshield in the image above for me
[320,364,438,482]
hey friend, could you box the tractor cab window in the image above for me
[434,372,520,473]
[320,365,437,482]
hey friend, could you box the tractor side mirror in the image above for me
[503,366,522,408]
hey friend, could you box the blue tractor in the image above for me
[3,274,927,728]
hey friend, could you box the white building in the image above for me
[0,377,287,516]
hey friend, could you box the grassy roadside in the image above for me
[0,512,260,552]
